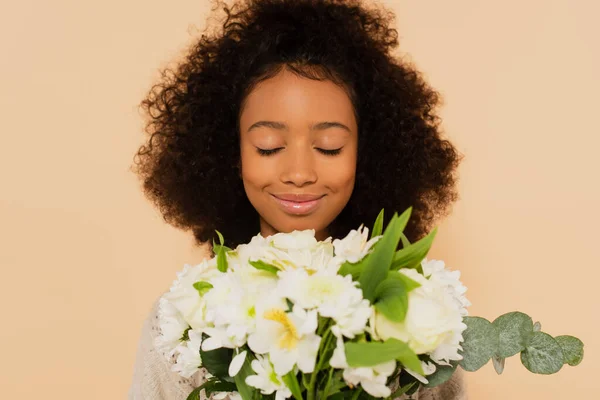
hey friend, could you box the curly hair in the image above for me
[131,0,464,249]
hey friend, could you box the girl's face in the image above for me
[239,68,358,241]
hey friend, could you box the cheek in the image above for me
[325,155,356,193]
[240,147,270,190]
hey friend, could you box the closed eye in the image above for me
[255,147,343,156]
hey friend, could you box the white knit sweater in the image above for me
[128,298,468,400]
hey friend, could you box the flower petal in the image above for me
[229,350,247,377]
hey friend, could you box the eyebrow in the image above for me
[247,120,351,133]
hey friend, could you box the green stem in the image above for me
[351,387,363,400]
[307,328,334,400]
[321,367,334,398]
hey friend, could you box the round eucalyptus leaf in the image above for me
[555,335,584,366]
[492,311,534,358]
[459,316,498,372]
[520,331,564,374]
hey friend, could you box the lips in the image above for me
[270,193,325,215]
[272,193,325,202]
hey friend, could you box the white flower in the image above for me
[229,350,247,377]
[163,258,221,330]
[329,335,396,398]
[422,258,471,314]
[245,354,292,400]
[370,263,468,366]
[278,268,372,339]
[227,234,271,270]
[264,239,335,273]
[155,297,189,357]
[332,224,382,263]
[172,330,203,378]
[247,298,321,375]
[201,268,277,351]
[268,229,319,250]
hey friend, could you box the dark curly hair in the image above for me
[131,0,463,249]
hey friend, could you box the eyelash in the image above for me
[256,147,342,156]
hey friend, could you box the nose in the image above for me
[279,147,318,187]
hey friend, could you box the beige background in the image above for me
[1,0,598,398]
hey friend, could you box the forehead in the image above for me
[239,69,357,130]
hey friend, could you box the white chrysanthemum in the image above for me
[263,239,335,273]
[267,229,319,250]
[332,224,382,263]
[245,354,292,400]
[172,330,203,378]
[247,298,321,375]
[278,268,372,339]
[329,335,396,398]
[155,297,189,357]
[371,261,469,366]
[422,257,471,314]
[229,230,335,273]
[162,258,221,330]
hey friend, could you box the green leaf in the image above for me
[193,281,213,296]
[371,209,384,238]
[393,270,421,292]
[248,259,279,275]
[554,335,584,366]
[423,361,458,388]
[282,371,303,400]
[345,338,423,375]
[398,232,411,249]
[459,316,498,372]
[217,246,228,273]
[213,244,233,254]
[359,209,411,301]
[492,311,534,358]
[390,227,437,271]
[234,353,257,400]
[390,381,417,398]
[200,337,233,379]
[520,331,564,374]
[338,259,365,281]
[215,229,225,245]
[373,275,408,322]
[185,377,237,400]
[492,355,505,375]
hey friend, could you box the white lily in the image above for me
[245,354,292,400]
[171,329,203,378]
[247,298,321,375]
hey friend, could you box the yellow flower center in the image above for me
[264,308,299,350]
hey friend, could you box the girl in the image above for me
[129,1,465,398]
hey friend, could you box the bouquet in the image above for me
[156,207,584,400]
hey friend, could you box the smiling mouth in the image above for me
[270,194,325,215]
